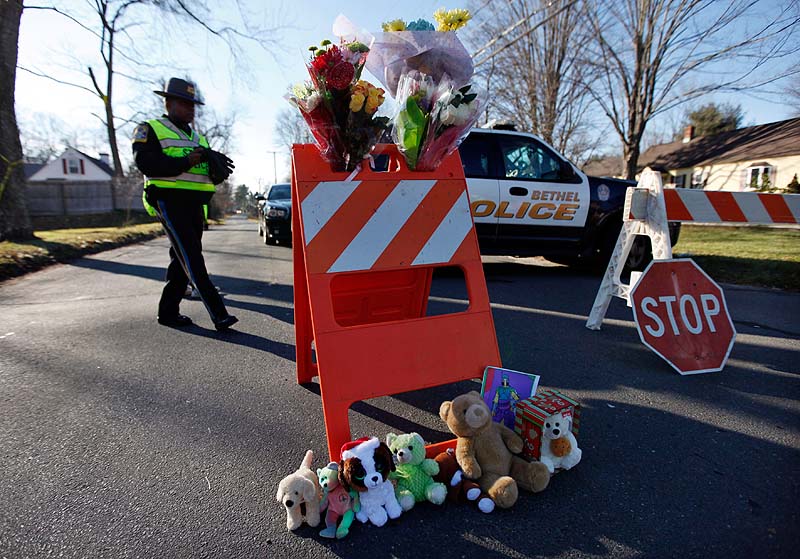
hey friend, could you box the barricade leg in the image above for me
[320,395,353,461]
[292,172,316,384]
[586,170,673,330]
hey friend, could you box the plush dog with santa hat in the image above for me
[338,437,403,527]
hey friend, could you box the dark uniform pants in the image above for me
[155,199,229,323]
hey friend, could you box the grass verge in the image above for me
[672,225,800,291]
[0,222,164,282]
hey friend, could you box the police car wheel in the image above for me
[625,235,653,272]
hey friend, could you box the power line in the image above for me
[472,0,580,67]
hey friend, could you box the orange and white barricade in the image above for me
[587,168,800,330]
[291,144,501,460]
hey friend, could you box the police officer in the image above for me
[132,77,238,331]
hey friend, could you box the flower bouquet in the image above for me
[393,71,482,171]
[287,39,390,172]
[368,9,481,171]
[364,9,474,98]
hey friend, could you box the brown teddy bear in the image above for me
[439,391,550,509]
[433,448,494,513]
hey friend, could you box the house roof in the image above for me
[75,149,114,176]
[644,117,800,170]
[581,156,622,178]
[23,162,45,180]
[582,117,800,177]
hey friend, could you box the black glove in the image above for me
[206,149,235,185]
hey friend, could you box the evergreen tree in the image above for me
[677,103,744,140]
[787,174,800,194]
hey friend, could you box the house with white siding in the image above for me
[583,117,800,192]
[27,147,114,182]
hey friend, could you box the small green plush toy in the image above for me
[386,432,447,511]
[317,462,358,539]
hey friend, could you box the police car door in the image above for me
[458,133,500,250]
[494,135,589,253]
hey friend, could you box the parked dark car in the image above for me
[257,183,291,246]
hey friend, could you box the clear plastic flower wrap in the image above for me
[365,29,473,98]
[286,38,389,172]
[393,72,482,171]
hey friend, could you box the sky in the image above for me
[14,0,798,193]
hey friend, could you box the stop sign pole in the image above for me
[630,258,736,375]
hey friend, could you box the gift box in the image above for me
[514,389,581,463]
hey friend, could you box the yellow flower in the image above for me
[349,93,366,112]
[365,87,385,114]
[433,8,471,31]
[382,19,407,32]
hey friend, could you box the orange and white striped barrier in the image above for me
[663,189,799,224]
[587,168,800,330]
[291,144,500,460]
[299,179,474,275]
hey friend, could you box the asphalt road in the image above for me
[1,215,798,559]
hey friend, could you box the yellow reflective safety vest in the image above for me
[142,118,213,216]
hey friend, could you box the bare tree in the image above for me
[786,74,800,116]
[21,0,284,178]
[196,106,237,154]
[585,0,800,179]
[0,0,32,241]
[18,111,105,163]
[467,0,598,161]
[274,107,314,152]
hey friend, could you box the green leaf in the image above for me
[398,98,428,168]
[458,85,471,94]
[463,93,477,103]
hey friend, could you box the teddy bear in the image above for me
[539,412,582,474]
[439,391,550,509]
[433,448,494,513]
[317,462,358,539]
[386,432,447,511]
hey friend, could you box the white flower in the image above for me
[440,104,458,126]
[453,102,474,126]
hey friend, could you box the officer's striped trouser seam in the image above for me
[157,200,218,321]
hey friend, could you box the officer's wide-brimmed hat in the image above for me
[153,77,204,105]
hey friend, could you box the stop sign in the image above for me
[630,258,736,375]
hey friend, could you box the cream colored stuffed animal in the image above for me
[276,450,321,531]
[539,413,582,473]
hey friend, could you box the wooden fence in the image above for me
[25,180,145,216]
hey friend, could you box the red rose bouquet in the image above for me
[288,39,389,172]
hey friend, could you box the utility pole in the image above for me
[266,150,278,184]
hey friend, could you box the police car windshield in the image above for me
[267,184,290,201]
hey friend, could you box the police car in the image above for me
[457,124,680,270]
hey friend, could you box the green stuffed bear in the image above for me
[386,432,447,511]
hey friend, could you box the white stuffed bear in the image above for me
[539,412,582,473]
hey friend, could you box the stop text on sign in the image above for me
[639,293,721,337]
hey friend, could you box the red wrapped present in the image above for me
[514,389,581,463]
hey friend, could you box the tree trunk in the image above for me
[622,140,641,181]
[0,0,32,241]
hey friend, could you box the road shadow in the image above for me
[69,258,294,303]
[172,324,296,361]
